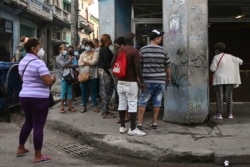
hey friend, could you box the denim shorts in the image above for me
[138,82,165,107]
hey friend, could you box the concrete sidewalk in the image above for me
[46,96,250,165]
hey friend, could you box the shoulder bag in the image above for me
[210,53,225,84]
[78,53,94,82]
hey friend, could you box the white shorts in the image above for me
[117,81,139,113]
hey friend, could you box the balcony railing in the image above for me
[3,0,28,7]
[51,6,70,23]
[28,0,53,21]
[80,22,94,34]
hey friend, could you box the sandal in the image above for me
[80,107,87,113]
[68,107,76,112]
[16,149,29,157]
[103,112,116,119]
[60,108,65,113]
[34,155,50,163]
[93,108,100,113]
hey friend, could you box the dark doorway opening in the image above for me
[209,23,250,102]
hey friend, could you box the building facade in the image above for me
[98,0,250,124]
[78,0,97,44]
[0,0,97,70]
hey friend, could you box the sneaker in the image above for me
[128,128,146,136]
[213,113,223,120]
[136,124,142,130]
[228,114,234,119]
[151,123,158,129]
[119,127,128,134]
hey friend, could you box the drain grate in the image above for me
[45,142,94,157]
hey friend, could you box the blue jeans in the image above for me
[80,78,98,107]
[60,80,73,100]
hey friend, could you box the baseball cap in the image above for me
[149,29,164,40]
[124,32,135,40]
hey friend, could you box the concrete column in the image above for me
[98,0,115,40]
[163,0,209,124]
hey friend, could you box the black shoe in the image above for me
[151,124,158,129]
[136,124,142,130]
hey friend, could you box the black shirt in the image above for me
[98,46,114,71]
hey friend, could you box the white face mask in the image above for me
[74,51,79,56]
[62,50,67,56]
[37,48,45,58]
[85,46,91,51]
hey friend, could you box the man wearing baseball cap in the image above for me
[137,29,171,132]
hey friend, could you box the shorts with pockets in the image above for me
[138,82,165,107]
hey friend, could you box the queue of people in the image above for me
[16,29,243,164]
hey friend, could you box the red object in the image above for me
[112,51,127,79]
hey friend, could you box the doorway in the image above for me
[133,23,162,49]
[132,0,162,49]
[208,0,250,102]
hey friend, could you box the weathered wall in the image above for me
[99,0,115,40]
[99,0,131,40]
[115,0,131,37]
[163,0,209,124]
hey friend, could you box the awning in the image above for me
[63,0,71,4]
[51,39,69,45]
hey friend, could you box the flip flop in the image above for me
[103,112,116,119]
[80,107,87,113]
[68,107,76,112]
[34,155,50,163]
[93,108,100,113]
[60,108,65,113]
[16,149,29,157]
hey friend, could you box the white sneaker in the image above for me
[228,114,234,119]
[213,113,223,120]
[127,128,146,136]
[119,127,128,134]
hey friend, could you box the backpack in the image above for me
[112,51,127,79]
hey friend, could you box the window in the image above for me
[56,32,61,40]
[63,2,71,13]
[133,1,162,18]
[63,32,66,40]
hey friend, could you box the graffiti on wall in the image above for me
[165,15,182,50]
[166,5,207,90]
[171,63,187,89]
[189,95,203,113]
[172,0,185,5]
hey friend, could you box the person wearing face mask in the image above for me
[78,41,99,113]
[67,45,81,103]
[56,44,76,113]
[17,37,56,163]
[37,48,45,59]
[98,34,115,118]
[78,38,88,55]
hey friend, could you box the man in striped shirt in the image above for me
[137,29,171,131]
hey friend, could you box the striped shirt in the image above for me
[18,53,50,98]
[140,44,171,83]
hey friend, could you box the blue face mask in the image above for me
[85,46,91,51]
[62,50,67,56]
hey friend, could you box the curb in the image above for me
[46,118,215,164]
